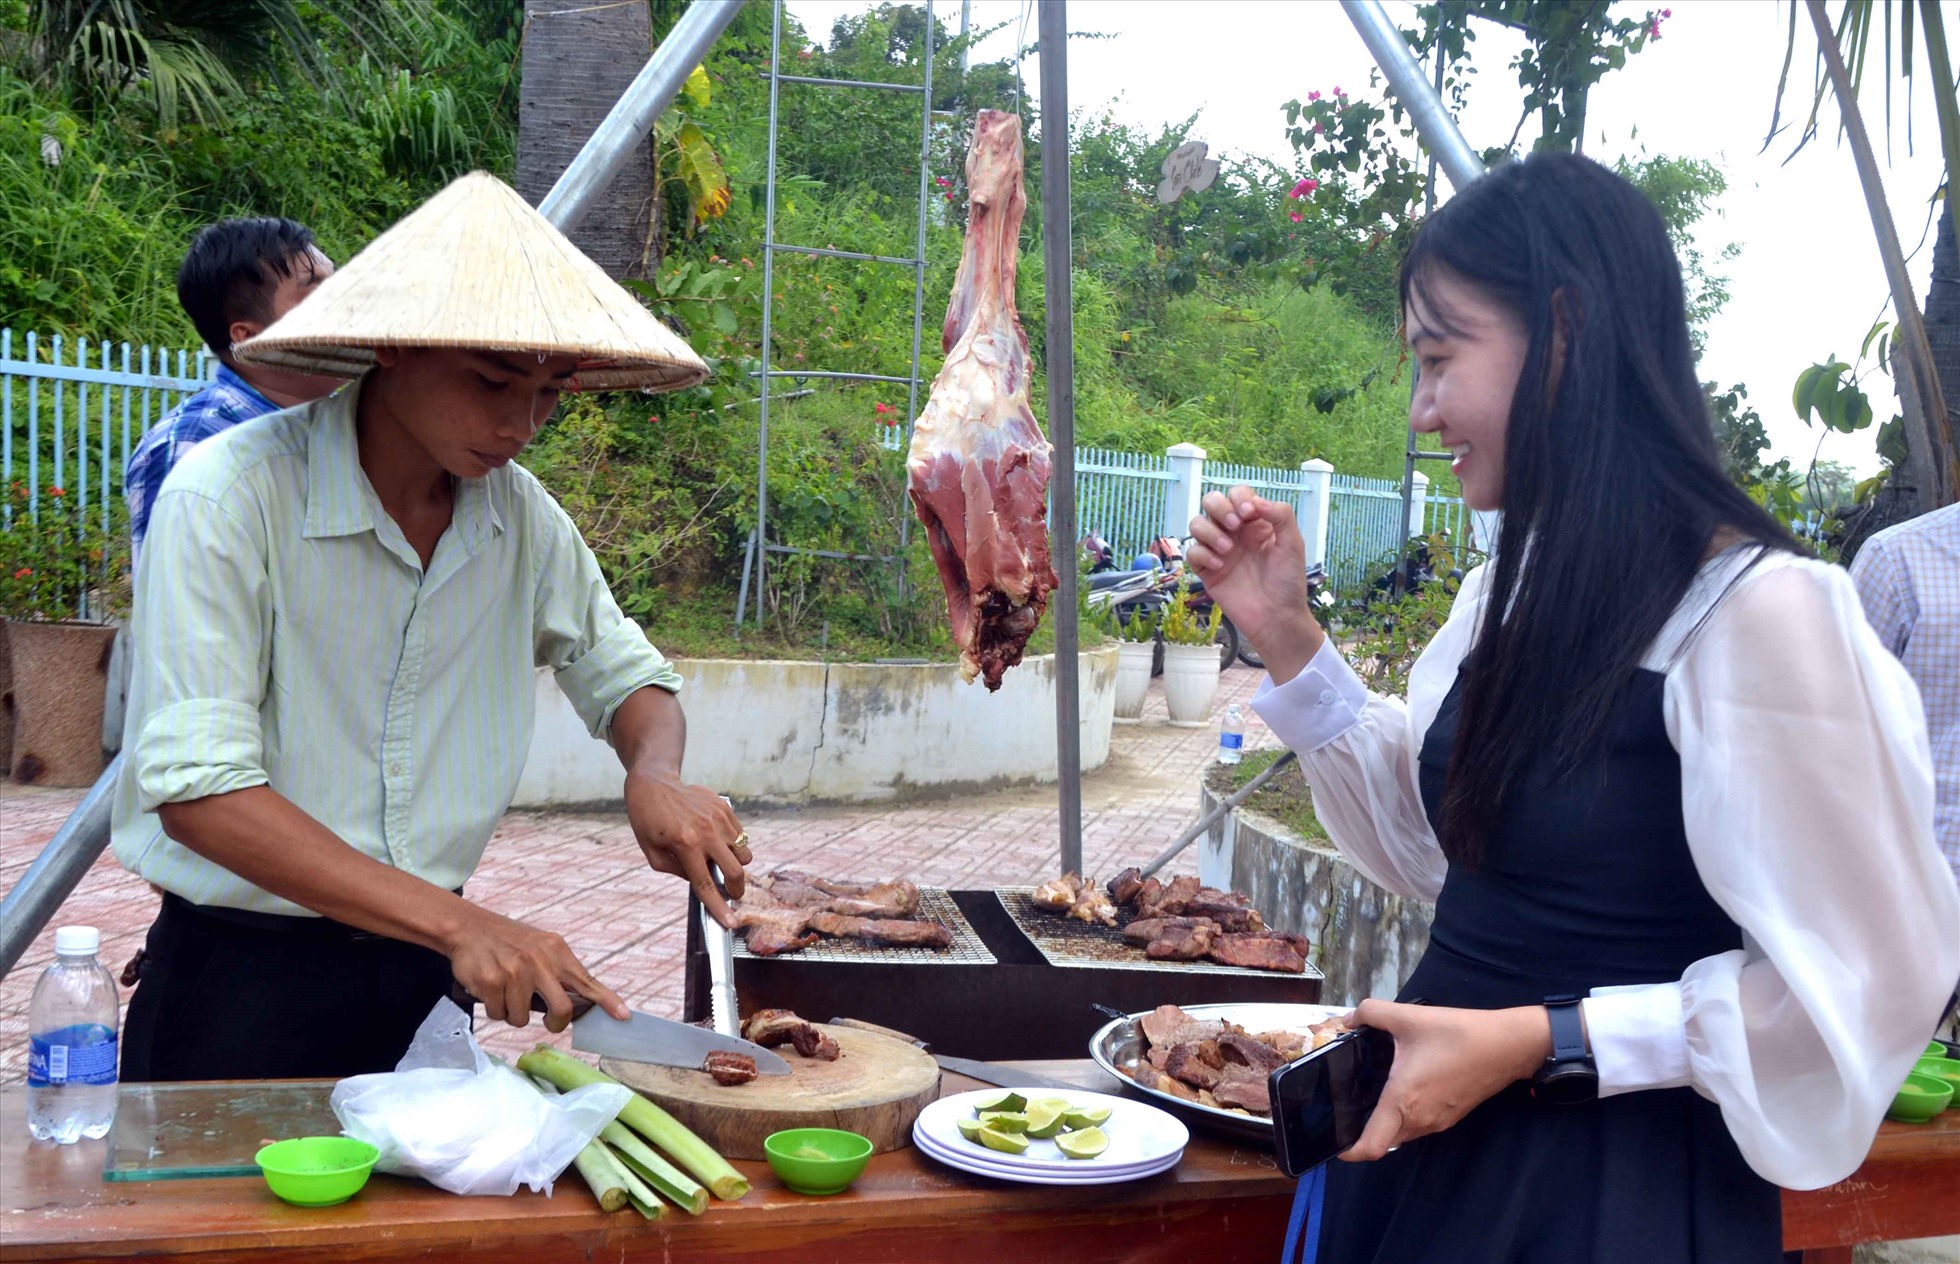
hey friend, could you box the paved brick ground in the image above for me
[0,665,1273,1080]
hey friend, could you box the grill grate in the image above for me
[729,887,996,966]
[996,888,1325,980]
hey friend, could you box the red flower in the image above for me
[47,485,63,498]
[13,568,30,579]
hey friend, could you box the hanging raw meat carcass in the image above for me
[907,109,1057,691]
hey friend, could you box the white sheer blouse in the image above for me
[1250,547,1960,1190]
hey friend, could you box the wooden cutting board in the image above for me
[600,1024,940,1160]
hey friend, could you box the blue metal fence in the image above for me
[1199,459,1306,502]
[1073,447,1173,561]
[3,329,212,528]
[1327,472,1407,592]
[1424,495,1468,550]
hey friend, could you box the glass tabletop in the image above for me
[102,1080,340,1181]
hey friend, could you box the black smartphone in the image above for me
[1267,1025,1396,1178]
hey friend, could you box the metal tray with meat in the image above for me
[1089,1002,1350,1143]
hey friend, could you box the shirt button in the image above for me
[389,762,403,776]
[1318,690,1337,706]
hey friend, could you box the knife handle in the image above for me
[460,988,598,1022]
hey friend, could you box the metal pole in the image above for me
[898,2,937,570]
[0,755,120,978]
[752,0,787,626]
[1398,21,1449,595]
[1339,0,1483,192]
[538,0,745,232]
[1039,0,1082,876]
[1139,752,1297,880]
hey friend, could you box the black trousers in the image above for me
[121,894,455,1082]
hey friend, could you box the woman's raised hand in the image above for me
[1186,486,1322,682]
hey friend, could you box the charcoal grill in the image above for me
[728,887,996,965]
[995,888,1325,981]
[684,888,1321,1061]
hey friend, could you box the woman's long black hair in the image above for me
[1401,153,1799,868]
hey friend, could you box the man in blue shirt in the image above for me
[124,218,341,560]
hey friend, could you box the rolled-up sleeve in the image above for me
[530,494,682,741]
[130,488,273,809]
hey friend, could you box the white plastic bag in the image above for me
[330,998,631,1197]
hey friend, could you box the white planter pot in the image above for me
[1113,640,1154,722]
[1161,642,1221,728]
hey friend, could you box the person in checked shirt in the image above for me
[123,217,341,564]
[1852,500,1960,1040]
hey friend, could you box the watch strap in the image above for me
[1544,995,1588,1064]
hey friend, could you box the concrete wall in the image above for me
[1196,781,1434,1008]
[513,645,1119,807]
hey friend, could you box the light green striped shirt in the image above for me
[112,377,681,916]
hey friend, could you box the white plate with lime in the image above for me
[912,1088,1188,1176]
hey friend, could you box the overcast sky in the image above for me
[786,0,1951,475]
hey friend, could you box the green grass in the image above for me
[1208,748,1326,842]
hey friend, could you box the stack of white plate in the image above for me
[912,1088,1189,1186]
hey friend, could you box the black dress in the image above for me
[1316,668,1786,1263]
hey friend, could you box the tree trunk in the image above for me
[1919,198,1960,505]
[517,0,657,281]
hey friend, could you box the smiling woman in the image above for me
[1186,152,1957,1264]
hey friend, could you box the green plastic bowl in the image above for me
[1913,1057,1960,1096]
[762,1128,873,1196]
[255,1137,380,1207]
[1929,1040,1955,1060]
[1887,1072,1955,1124]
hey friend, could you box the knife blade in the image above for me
[932,1054,1085,1093]
[572,1007,791,1074]
[468,988,793,1076]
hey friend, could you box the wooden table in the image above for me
[1,1063,1953,1263]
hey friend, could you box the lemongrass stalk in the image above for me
[602,1121,709,1215]
[518,1045,751,1200]
[525,1073,631,1212]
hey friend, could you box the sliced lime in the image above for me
[970,1090,1026,1114]
[977,1125,1030,1155]
[1062,1104,1112,1130]
[1055,1126,1108,1160]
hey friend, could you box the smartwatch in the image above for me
[1530,994,1598,1105]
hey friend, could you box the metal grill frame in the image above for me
[995,888,1324,981]
[728,886,996,966]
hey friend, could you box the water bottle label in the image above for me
[1219,732,1244,750]
[28,1033,118,1087]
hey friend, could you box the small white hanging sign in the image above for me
[1158,140,1221,205]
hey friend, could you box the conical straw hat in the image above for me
[235,171,709,393]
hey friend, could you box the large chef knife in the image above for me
[472,990,792,1075]
[570,1006,791,1075]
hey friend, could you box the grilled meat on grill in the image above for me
[732,874,945,956]
[1207,931,1310,974]
[805,910,954,949]
[1145,919,1217,961]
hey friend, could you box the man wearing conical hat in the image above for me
[110,172,753,1081]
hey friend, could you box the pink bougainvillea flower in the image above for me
[1289,210,1304,223]
[1333,86,1344,97]
[1647,17,1661,37]
[1308,90,1321,102]
[944,191,954,201]
[1290,177,1318,199]
[1313,120,1324,135]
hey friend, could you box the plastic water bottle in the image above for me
[1217,703,1246,765]
[26,926,120,1144]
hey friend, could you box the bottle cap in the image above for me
[53,926,99,956]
